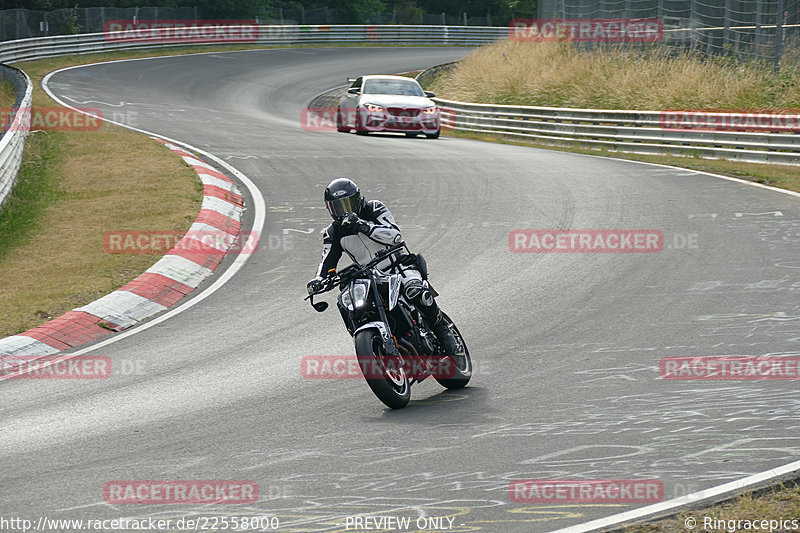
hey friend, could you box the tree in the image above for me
[329,0,386,23]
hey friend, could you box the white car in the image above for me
[336,75,441,138]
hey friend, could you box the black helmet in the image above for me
[324,178,364,220]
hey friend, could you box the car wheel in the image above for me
[336,107,349,133]
[354,112,369,136]
[425,130,440,139]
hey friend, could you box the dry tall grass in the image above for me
[431,40,800,110]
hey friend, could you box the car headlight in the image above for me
[363,103,384,113]
[422,106,438,114]
[340,281,370,311]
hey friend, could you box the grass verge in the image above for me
[0,81,15,107]
[430,40,800,109]
[0,49,223,338]
[622,480,800,532]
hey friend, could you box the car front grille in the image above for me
[387,107,421,117]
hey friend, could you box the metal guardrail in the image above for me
[414,60,457,88]
[0,25,507,63]
[416,66,800,166]
[0,65,32,211]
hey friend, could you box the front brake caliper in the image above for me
[382,332,401,356]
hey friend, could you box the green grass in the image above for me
[0,131,64,261]
[0,81,14,107]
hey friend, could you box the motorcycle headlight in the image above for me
[341,281,370,311]
[422,106,438,114]
[364,103,384,113]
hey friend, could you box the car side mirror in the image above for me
[425,91,435,98]
[348,88,360,94]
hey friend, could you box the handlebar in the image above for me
[304,241,408,300]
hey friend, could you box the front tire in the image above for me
[354,112,369,136]
[434,312,471,389]
[425,129,440,139]
[355,330,410,409]
[336,107,349,133]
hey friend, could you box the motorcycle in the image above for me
[305,241,472,409]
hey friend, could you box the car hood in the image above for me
[358,94,435,108]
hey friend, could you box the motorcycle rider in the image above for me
[307,178,459,355]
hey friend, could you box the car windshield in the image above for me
[362,79,425,97]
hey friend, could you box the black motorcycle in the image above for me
[306,241,471,409]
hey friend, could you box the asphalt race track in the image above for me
[3,46,799,532]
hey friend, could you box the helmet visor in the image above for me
[326,192,361,219]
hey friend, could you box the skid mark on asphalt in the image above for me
[100,500,641,532]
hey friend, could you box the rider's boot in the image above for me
[430,310,460,356]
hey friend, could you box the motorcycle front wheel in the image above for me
[434,312,472,390]
[355,330,411,409]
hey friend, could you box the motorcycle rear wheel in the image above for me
[355,330,411,409]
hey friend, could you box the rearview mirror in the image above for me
[348,87,360,94]
[312,301,329,312]
[425,91,436,98]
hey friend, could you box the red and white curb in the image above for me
[0,139,246,357]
